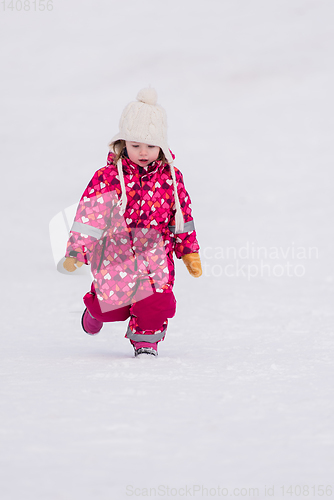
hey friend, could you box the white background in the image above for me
[1,1,333,499]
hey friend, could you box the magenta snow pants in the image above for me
[83,283,176,346]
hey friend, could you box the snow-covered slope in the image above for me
[1,1,334,499]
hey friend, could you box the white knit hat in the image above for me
[109,88,184,233]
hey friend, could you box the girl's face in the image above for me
[125,141,160,167]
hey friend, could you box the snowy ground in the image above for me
[1,1,334,499]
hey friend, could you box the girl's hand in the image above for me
[182,253,202,278]
[63,256,84,272]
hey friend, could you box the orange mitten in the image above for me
[182,252,202,278]
[63,256,84,272]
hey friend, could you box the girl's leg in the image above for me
[82,283,131,334]
[126,291,176,353]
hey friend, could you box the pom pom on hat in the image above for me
[136,88,158,106]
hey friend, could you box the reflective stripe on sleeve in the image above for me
[168,220,195,234]
[70,221,104,240]
[125,325,166,342]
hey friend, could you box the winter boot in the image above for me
[134,347,158,357]
[81,308,103,335]
[132,341,158,357]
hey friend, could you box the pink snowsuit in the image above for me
[65,151,200,345]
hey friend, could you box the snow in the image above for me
[1,0,334,499]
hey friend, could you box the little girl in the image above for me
[63,88,202,357]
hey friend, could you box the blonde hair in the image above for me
[109,140,169,166]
